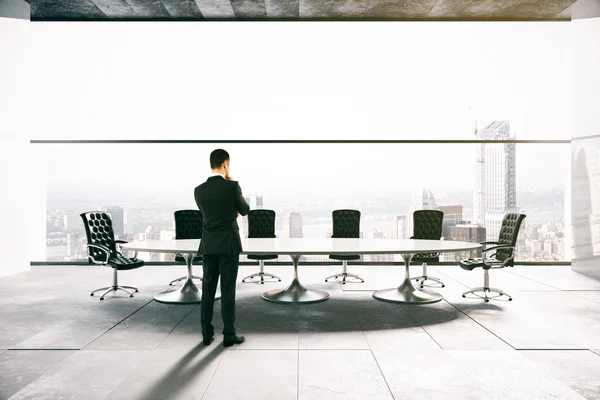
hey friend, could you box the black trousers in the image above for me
[200,253,240,338]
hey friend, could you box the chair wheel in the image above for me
[509,298,513,301]
[261,282,264,285]
[485,299,489,302]
[100,298,104,301]
[90,293,94,296]
[442,285,445,288]
[462,294,465,298]
[130,294,133,297]
[169,283,173,286]
[135,290,139,292]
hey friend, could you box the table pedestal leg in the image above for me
[154,253,221,304]
[262,255,329,303]
[373,253,442,304]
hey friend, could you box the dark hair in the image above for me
[210,149,230,169]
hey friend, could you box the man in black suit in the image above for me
[194,149,250,347]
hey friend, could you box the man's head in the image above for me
[210,149,230,176]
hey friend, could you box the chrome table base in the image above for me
[154,253,220,304]
[262,255,329,304]
[373,254,443,305]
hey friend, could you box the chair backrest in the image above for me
[247,210,276,238]
[174,210,203,240]
[80,211,117,263]
[412,210,444,240]
[331,209,360,238]
[495,212,526,262]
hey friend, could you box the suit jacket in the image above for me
[194,176,250,255]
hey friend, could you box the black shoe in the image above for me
[223,335,245,347]
[203,335,215,345]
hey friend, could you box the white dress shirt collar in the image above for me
[211,172,225,179]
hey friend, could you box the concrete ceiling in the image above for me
[21,0,588,21]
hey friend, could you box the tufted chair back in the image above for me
[81,211,117,263]
[331,209,360,238]
[495,212,526,262]
[412,210,444,240]
[174,210,203,240]
[248,210,276,238]
[411,210,444,261]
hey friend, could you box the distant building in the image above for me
[283,212,303,238]
[240,195,264,238]
[105,206,125,239]
[439,205,463,239]
[474,121,517,241]
[393,215,408,239]
[408,188,438,237]
[449,223,486,260]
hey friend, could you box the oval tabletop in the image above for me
[121,238,481,255]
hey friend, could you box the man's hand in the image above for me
[225,175,233,181]
[236,211,240,218]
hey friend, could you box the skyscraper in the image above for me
[438,205,463,239]
[474,121,517,241]
[240,195,264,238]
[283,212,303,238]
[105,206,124,239]
[407,188,438,237]
[393,215,407,239]
[571,145,600,259]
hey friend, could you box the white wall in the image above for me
[0,17,34,276]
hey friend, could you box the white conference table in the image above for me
[122,238,480,305]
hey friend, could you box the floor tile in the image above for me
[299,350,393,400]
[0,350,75,399]
[447,350,587,400]
[403,300,512,350]
[8,350,146,400]
[374,348,493,400]
[521,350,600,400]
[202,350,297,400]
[108,346,225,400]
[85,301,195,349]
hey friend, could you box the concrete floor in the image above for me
[1,264,599,400]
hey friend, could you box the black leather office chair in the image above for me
[458,212,526,302]
[170,210,203,286]
[241,210,281,284]
[80,211,144,300]
[410,210,445,288]
[325,209,364,284]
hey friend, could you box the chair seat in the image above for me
[109,254,145,270]
[412,253,439,262]
[329,254,360,261]
[174,254,203,264]
[247,254,278,260]
[458,257,503,271]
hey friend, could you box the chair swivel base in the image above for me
[91,285,139,300]
[462,287,512,302]
[242,272,281,284]
[411,275,445,288]
[325,272,364,284]
[170,275,202,286]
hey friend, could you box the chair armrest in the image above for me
[409,236,414,239]
[481,245,514,268]
[86,243,111,265]
[479,241,498,245]
[114,240,132,257]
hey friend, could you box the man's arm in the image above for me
[193,187,204,219]
[235,182,250,216]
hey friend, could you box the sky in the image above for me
[1,19,577,199]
